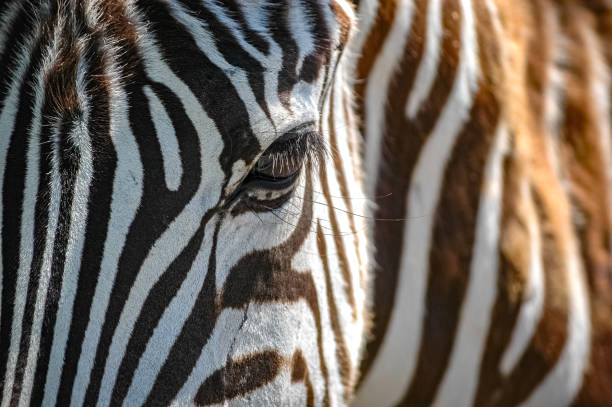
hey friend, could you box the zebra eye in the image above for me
[241,122,322,193]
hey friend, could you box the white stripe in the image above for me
[500,181,545,375]
[433,124,508,407]
[165,2,276,145]
[18,120,63,407]
[170,308,247,407]
[15,21,73,398]
[0,49,45,407]
[585,26,612,253]
[522,17,591,406]
[523,21,593,406]
[287,0,316,75]
[201,0,269,65]
[313,209,359,405]
[348,0,379,77]
[238,0,273,47]
[355,0,480,402]
[543,11,565,179]
[69,50,143,407]
[234,0,287,131]
[331,66,370,296]
[95,43,226,407]
[522,225,590,406]
[319,82,367,367]
[483,0,546,374]
[405,0,443,118]
[12,17,71,396]
[0,0,19,54]
[334,0,357,23]
[120,218,218,407]
[143,86,183,192]
[0,32,33,324]
[484,0,546,374]
[362,0,414,198]
[39,56,94,407]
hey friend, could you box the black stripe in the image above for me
[268,0,299,110]
[82,73,200,407]
[357,0,438,383]
[9,105,68,407]
[299,0,332,84]
[217,169,329,406]
[108,81,207,406]
[84,2,240,402]
[222,0,270,56]
[143,216,221,407]
[145,166,320,406]
[27,114,80,407]
[487,187,570,406]
[54,29,116,407]
[194,351,283,405]
[177,0,272,122]
[398,88,500,406]
[136,0,260,175]
[0,2,34,106]
[0,28,46,397]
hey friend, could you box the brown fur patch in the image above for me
[355,0,612,404]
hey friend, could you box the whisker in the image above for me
[310,190,394,200]
[293,194,430,222]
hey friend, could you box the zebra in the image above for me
[3,0,612,406]
[351,0,612,406]
[0,0,369,406]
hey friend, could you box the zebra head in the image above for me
[0,0,368,406]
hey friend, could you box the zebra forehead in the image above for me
[23,0,356,183]
[36,0,352,131]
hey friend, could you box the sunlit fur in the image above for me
[0,0,368,406]
[4,0,612,406]
[350,1,612,406]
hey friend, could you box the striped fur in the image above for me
[3,0,612,406]
[0,1,369,406]
[351,0,612,406]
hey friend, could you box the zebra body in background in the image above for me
[351,0,612,406]
[0,0,369,406]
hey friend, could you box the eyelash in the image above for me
[228,127,326,207]
[254,130,325,177]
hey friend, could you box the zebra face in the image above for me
[0,0,367,406]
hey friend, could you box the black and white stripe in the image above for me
[0,1,368,406]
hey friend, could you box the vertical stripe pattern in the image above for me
[351,0,612,406]
[0,1,369,406]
